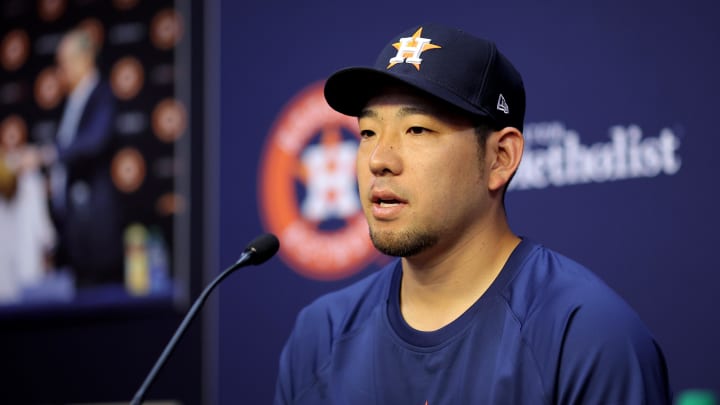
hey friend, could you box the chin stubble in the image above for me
[369,228,438,257]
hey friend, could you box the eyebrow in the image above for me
[358,109,377,119]
[396,106,432,118]
[358,105,434,119]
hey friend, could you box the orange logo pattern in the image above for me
[34,67,63,110]
[151,98,187,143]
[111,147,146,193]
[151,8,183,50]
[1,29,30,71]
[111,56,144,100]
[258,82,378,280]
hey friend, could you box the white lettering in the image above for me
[511,123,682,191]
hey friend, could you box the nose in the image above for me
[367,133,402,176]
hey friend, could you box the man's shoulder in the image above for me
[277,261,396,386]
[512,242,669,385]
[295,261,396,339]
[506,241,662,355]
[505,242,670,401]
[531,246,657,347]
[507,241,635,324]
[275,262,398,403]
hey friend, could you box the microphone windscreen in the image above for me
[245,233,280,265]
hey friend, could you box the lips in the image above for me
[371,189,407,204]
[370,189,407,220]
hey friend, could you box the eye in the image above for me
[359,129,375,138]
[408,126,428,135]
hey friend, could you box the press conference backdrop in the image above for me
[216,0,719,404]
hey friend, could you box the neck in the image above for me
[399,214,520,331]
[69,68,98,95]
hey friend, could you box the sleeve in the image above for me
[556,300,672,405]
[273,303,334,405]
[274,327,295,405]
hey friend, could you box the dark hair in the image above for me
[473,121,492,156]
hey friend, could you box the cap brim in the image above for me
[324,66,493,121]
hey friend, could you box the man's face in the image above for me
[356,89,491,259]
[56,38,88,92]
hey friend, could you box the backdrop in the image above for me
[216,0,720,403]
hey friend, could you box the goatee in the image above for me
[369,228,438,257]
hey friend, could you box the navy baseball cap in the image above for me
[324,23,526,131]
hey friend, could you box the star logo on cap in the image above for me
[387,27,442,70]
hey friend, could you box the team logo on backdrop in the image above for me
[38,0,66,22]
[156,192,185,216]
[113,0,139,11]
[258,82,378,280]
[111,56,144,100]
[387,27,441,70]
[111,147,146,193]
[1,29,30,71]
[78,18,105,49]
[151,98,187,143]
[511,121,682,190]
[34,67,63,110]
[151,8,183,50]
[0,115,28,149]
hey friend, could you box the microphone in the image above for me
[131,233,280,405]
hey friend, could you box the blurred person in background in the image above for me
[0,119,56,302]
[28,28,124,287]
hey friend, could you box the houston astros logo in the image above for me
[387,27,441,70]
[258,82,378,280]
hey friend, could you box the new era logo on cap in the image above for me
[497,94,509,114]
[324,23,526,131]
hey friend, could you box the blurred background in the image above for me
[0,0,718,404]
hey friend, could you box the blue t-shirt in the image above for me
[274,239,671,404]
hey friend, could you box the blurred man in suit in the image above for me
[33,29,124,287]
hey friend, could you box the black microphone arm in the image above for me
[131,233,280,405]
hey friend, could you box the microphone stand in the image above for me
[130,251,252,405]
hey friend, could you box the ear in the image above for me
[487,127,524,192]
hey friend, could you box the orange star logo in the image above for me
[387,27,441,70]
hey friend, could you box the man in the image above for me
[274,24,671,404]
[35,29,124,287]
